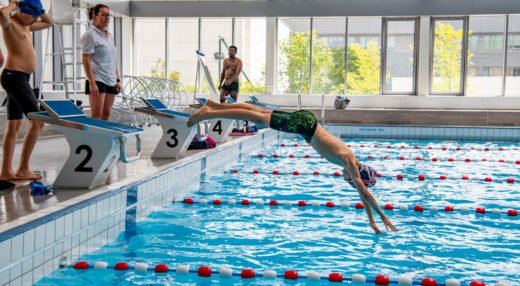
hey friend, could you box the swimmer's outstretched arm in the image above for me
[343,167,398,234]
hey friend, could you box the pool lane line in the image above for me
[277,143,520,152]
[67,262,503,286]
[253,154,520,165]
[225,169,519,184]
[177,198,519,216]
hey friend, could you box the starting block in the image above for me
[135,98,197,159]
[28,100,143,189]
[245,95,280,110]
[193,98,235,143]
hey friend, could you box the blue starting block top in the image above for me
[143,98,168,111]
[225,96,237,103]
[33,100,143,136]
[140,98,191,118]
[43,100,85,118]
[246,96,280,109]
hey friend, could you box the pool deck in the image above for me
[0,125,247,229]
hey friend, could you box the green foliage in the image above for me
[278,31,333,94]
[432,22,473,92]
[346,42,381,95]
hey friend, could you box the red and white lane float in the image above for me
[228,169,518,184]
[278,142,519,152]
[180,198,519,217]
[254,154,520,165]
[71,261,510,285]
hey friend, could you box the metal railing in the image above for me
[111,76,189,127]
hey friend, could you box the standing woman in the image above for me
[80,4,120,120]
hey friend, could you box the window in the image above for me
[234,18,267,94]
[467,15,506,96]
[134,18,166,77]
[311,17,346,94]
[383,18,417,94]
[430,18,467,94]
[167,18,199,90]
[506,15,520,96]
[277,17,311,94]
[346,17,381,95]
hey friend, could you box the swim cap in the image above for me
[346,163,377,189]
[19,0,44,17]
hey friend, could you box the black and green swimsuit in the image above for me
[269,110,318,143]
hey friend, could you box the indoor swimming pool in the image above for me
[35,137,519,285]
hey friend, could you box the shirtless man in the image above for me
[187,100,398,234]
[0,0,54,181]
[218,46,242,103]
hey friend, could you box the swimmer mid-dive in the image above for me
[187,100,398,234]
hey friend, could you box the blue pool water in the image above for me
[36,138,520,285]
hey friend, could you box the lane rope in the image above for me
[253,154,520,165]
[179,198,519,216]
[69,261,508,286]
[226,169,519,184]
[277,143,519,152]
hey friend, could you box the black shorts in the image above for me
[269,110,318,143]
[85,80,118,95]
[221,81,239,93]
[1,69,39,120]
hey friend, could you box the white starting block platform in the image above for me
[135,98,197,159]
[28,100,143,189]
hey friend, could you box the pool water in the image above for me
[36,138,520,285]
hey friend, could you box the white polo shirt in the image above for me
[80,26,117,86]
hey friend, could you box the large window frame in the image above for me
[381,17,420,95]
[429,16,469,96]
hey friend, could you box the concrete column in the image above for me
[265,17,277,94]
[416,16,430,96]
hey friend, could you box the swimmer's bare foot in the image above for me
[15,169,42,181]
[0,170,22,181]
[204,99,219,108]
[187,106,210,127]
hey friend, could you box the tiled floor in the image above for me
[0,125,227,225]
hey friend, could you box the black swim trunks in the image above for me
[221,81,239,93]
[269,110,318,143]
[1,69,39,120]
[85,80,118,95]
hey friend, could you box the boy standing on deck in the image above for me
[0,0,54,181]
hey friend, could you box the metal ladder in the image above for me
[40,0,89,106]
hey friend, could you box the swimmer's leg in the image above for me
[16,119,44,180]
[188,106,272,127]
[0,120,23,180]
[204,99,269,113]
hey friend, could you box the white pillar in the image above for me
[416,16,430,96]
[122,16,133,76]
[265,17,277,95]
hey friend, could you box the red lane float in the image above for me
[74,261,89,269]
[198,266,212,277]
[329,273,343,282]
[115,262,129,270]
[241,269,255,278]
[284,270,298,280]
[155,264,168,273]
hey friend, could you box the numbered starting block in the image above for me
[28,100,143,189]
[135,98,197,159]
[191,97,235,143]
